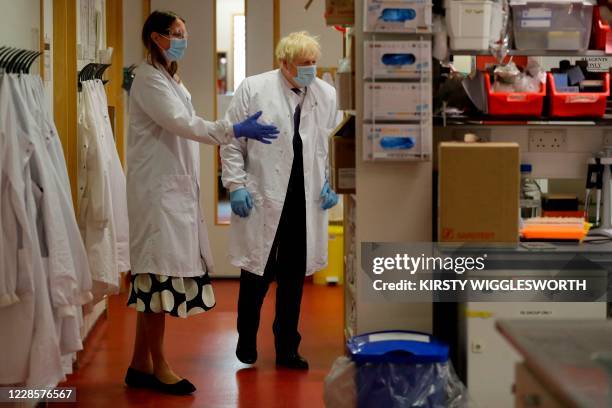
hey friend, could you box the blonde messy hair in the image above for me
[275,31,321,64]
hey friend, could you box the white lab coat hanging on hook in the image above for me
[78,80,118,294]
[90,79,130,273]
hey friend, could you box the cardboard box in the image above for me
[364,0,432,33]
[438,142,519,243]
[331,137,356,194]
[364,41,431,79]
[326,0,355,26]
[364,82,432,121]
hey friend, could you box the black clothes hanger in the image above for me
[78,63,112,91]
[1,48,21,71]
[0,47,42,74]
[24,52,42,73]
[13,50,36,73]
[6,49,29,73]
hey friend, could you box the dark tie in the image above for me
[287,88,304,196]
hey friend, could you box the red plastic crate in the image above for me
[476,56,528,71]
[592,7,611,51]
[484,73,546,116]
[548,72,610,117]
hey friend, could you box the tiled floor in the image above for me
[59,279,344,408]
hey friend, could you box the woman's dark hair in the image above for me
[142,10,185,77]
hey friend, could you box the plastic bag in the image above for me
[432,15,449,62]
[492,59,546,93]
[489,0,511,63]
[324,357,357,408]
[494,62,520,84]
[324,357,472,408]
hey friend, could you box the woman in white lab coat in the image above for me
[125,10,278,395]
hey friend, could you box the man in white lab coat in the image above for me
[221,31,342,369]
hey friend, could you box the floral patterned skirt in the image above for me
[127,272,216,318]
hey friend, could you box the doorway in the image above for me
[215,0,246,225]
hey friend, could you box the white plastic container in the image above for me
[363,82,432,121]
[365,0,432,33]
[510,0,595,50]
[446,0,503,50]
[363,123,432,161]
[364,41,431,79]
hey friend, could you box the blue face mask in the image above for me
[294,65,317,87]
[163,37,187,61]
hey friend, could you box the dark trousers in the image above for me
[238,92,307,357]
[237,189,307,356]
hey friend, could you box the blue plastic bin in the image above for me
[347,331,452,408]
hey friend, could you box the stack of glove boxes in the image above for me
[363,0,433,161]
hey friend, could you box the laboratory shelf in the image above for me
[449,49,610,57]
[434,115,612,127]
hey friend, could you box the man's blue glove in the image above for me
[320,181,339,210]
[230,188,254,218]
[233,111,279,144]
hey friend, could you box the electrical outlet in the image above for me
[471,340,484,354]
[528,129,568,152]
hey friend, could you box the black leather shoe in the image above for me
[151,377,197,395]
[276,353,309,370]
[236,341,257,365]
[124,367,154,388]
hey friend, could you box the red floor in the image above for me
[59,279,344,408]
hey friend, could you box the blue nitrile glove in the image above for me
[320,181,339,210]
[230,188,253,218]
[233,111,279,144]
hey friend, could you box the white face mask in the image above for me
[160,35,187,61]
[293,64,317,87]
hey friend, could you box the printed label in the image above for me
[521,18,551,28]
[566,94,599,103]
[522,8,552,19]
[507,94,528,102]
[369,332,431,343]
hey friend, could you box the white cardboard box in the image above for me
[363,123,432,161]
[364,41,432,79]
[365,0,432,33]
[363,82,432,121]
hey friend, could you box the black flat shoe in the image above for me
[124,367,154,388]
[151,377,196,395]
[276,353,309,370]
[236,341,257,365]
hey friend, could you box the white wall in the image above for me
[123,0,145,157]
[152,0,237,277]
[123,0,145,66]
[216,0,244,91]
[0,0,40,51]
[279,0,343,68]
[246,0,274,76]
[0,0,51,108]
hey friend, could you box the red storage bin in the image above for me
[548,72,609,117]
[485,73,546,116]
[476,56,528,71]
[592,7,611,51]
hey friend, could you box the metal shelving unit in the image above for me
[435,115,612,127]
[450,49,610,57]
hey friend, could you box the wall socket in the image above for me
[528,129,568,152]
